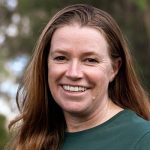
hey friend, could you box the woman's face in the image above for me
[48,24,119,117]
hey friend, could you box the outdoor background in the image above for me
[0,0,150,149]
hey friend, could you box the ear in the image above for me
[110,57,122,82]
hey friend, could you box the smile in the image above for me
[62,85,87,92]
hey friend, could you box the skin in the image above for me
[48,24,123,132]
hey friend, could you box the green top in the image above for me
[60,110,150,150]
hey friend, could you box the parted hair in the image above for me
[8,3,150,150]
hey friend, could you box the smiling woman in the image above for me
[48,25,121,126]
[6,3,150,150]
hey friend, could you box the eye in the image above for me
[54,56,67,62]
[84,58,98,64]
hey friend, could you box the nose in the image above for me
[65,60,83,80]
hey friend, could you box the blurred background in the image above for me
[0,0,150,148]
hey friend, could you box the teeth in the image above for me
[63,85,87,92]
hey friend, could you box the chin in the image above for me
[63,106,90,116]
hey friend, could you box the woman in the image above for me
[8,4,150,150]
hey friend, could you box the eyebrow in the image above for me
[50,49,101,57]
[49,49,70,56]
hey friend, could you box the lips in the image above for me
[62,85,87,92]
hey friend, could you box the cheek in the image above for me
[86,66,111,83]
[48,63,61,77]
[98,64,115,82]
[47,64,65,87]
[48,66,60,100]
[48,64,57,89]
[84,69,108,94]
[106,66,115,82]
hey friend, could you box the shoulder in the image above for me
[128,111,150,150]
[112,109,150,137]
[112,110,150,149]
[118,110,150,149]
[133,131,150,150]
[120,110,150,132]
[127,110,150,132]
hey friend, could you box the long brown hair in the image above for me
[8,4,150,150]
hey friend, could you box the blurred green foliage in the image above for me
[0,115,9,150]
[132,0,148,10]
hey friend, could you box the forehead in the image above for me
[50,24,109,55]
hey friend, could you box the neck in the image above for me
[64,100,123,133]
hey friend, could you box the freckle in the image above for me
[92,96,96,101]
